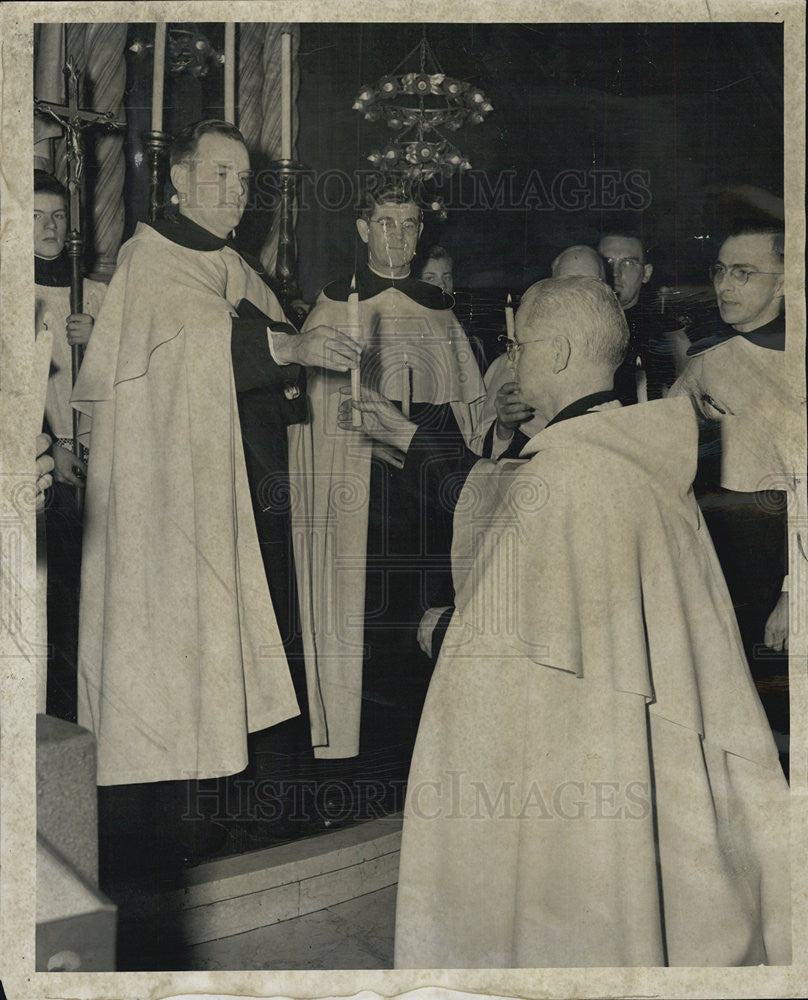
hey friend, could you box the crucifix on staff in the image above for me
[34,56,125,505]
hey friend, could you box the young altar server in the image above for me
[35,170,107,721]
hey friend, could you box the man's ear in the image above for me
[552,335,571,374]
[642,263,653,285]
[356,218,370,245]
[170,162,187,199]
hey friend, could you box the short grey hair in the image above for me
[519,276,629,369]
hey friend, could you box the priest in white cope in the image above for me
[289,181,486,760]
[72,121,360,859]
[348,276,790,968]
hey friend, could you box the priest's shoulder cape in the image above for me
[71,218,299,786]
[313,268,485,429]
[288,268,486,759]
[395,397,790,968]
[669,313,801,491]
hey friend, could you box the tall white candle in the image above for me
[401,356,411,419]
[505,293,516,374]
[281,31,292,159]
[348,276,361,427]
[636,363,648,404]
[151,23,167,132]
[505,292,515,340]
[224,24,236,124]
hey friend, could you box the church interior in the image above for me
[27,18,792,974]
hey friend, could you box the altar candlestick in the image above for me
[224,24,236,124]
[151,23,167,132]
[348,275,361,427]
[281,32,292,159]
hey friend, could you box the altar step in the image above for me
[112,813,402,969]
[170,884,395,970]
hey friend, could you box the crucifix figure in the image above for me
[34,57,124,499]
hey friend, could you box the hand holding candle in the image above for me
[348,275,362,427]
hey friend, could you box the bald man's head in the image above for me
[550,245,606,281]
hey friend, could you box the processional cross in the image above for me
[35,58,125,501]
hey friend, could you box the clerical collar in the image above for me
[687,312,785,355]
[146,213,266,274]
[35,250,72,287]
[147,213,230,251]
[322,267,453,310]
[545,390,619,428]
[368,263,411,280]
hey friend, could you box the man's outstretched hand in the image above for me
[275,325,362,371]
[337,386,419,454]
[763,591,789,652]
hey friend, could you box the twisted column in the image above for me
[34,24,66,169]
[85,23,128,279]
[259,23,300,275]
[237,24,265,151]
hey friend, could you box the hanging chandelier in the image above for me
[129,28,223,79]
[353,32,493,182]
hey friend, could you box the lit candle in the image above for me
[281,31,292,159]
[505,293,516,373]
[224,23,236,124]
[348,276,361,428]
[401,355,411,419]
[636,362,648,404]
[151,23,167,132]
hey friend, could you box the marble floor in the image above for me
[175,885,397,970]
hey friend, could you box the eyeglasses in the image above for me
[709,264,784,285]
[602,257,644,273]
[499,336,549,362]
[370,218,420,235]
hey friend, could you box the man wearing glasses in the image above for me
[475,243,606,460]
[344,276,790,968]
[671,223,795,767]
[288,180,485,763]
[598,226,678,403]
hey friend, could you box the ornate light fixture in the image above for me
[353,32,493,182]
[130,28,223,79]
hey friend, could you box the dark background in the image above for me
[117,21,783,301]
